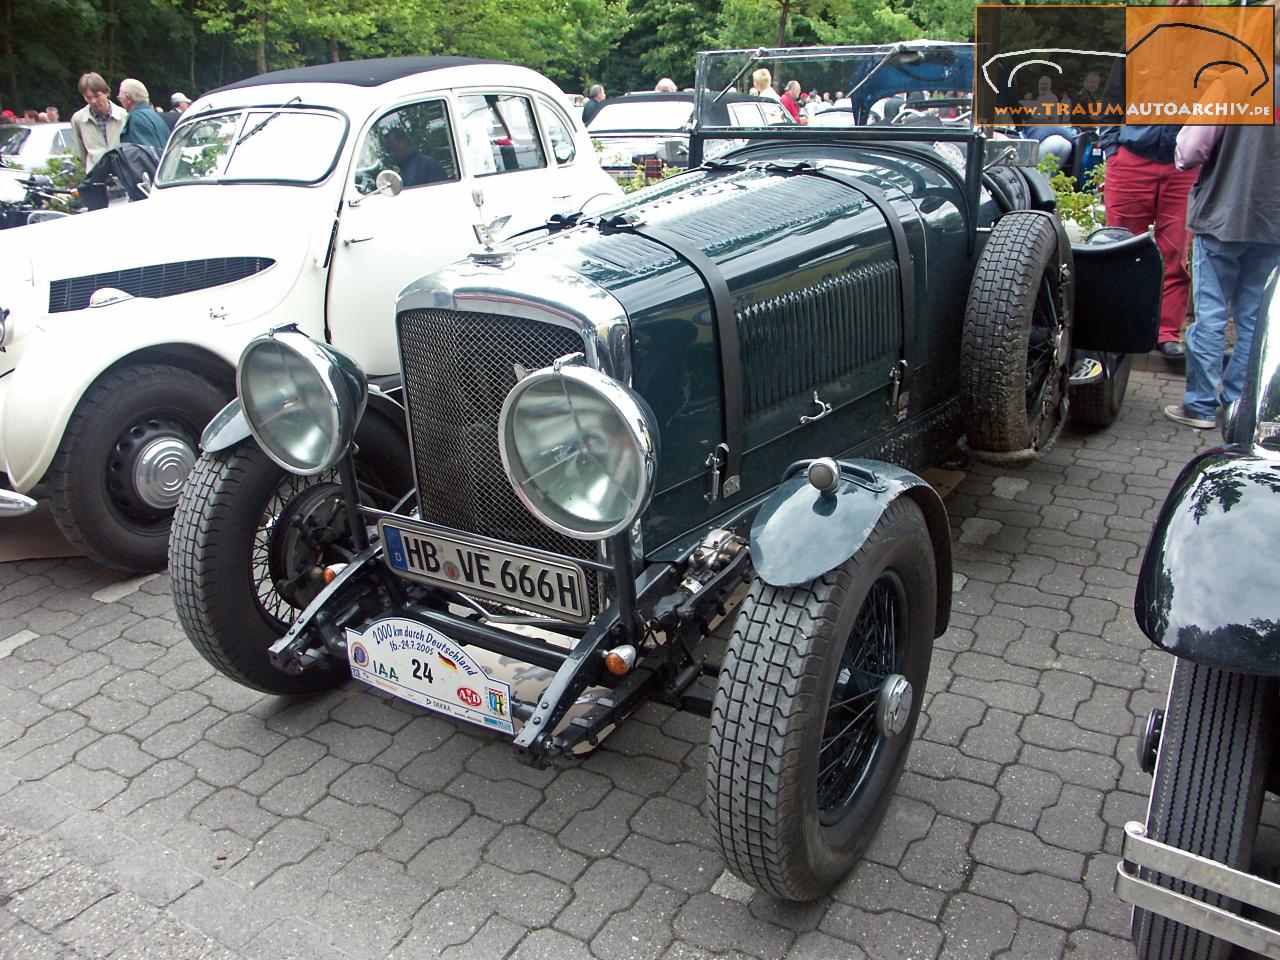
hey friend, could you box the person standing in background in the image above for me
[163,92,190,130]
[582,84,606,125]
[69,72,126,168]
[117,78,169,152]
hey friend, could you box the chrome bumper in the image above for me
[0,488,37,517]
[1117,820,1280,958]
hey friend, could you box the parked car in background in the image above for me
[0,122,74,176]
[588,91,792,180]
[1118,272,1280,960]
[170,42,1163,903]
[0,56,621,571]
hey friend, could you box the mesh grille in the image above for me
[396,308,602,608]
[48,257,275,313]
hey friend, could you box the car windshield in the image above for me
[156,107,345,186]
[589,100,693,133]
[695,43,975,129]
[0,125,30,155]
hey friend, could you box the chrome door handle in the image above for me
[343,236,373,246]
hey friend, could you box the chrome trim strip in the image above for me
[0,490,38,517]
[1116,820,1280,958]
[396,256,633,385]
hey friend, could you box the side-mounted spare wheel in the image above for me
[707,497,935,901]
[169,413,413,696]
[48,363,228,572]
[961,211,1071,464]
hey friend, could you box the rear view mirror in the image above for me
[984,139,1039,168]
[375,169,403,198]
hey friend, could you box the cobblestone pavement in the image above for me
[0,363,1220,960]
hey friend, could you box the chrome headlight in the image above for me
[236,329,367,475]
[499,362,658,540]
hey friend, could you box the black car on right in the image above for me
[1119,269,1280,959]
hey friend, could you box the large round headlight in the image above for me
[236,330,367,475]
[499,363,658,540]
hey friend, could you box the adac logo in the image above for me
[350,641,370,668]
[457,686,482,708]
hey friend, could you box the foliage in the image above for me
[619,162,680,193]
[1037,154,1105,233]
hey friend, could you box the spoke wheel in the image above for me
[817,573,905,822]
[708,498,935,901]
[170,414,412,695]
[961,211,1071,461]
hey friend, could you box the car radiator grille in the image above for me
[396,307,603,612]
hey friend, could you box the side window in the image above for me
[356,99,458,195]
[458,94,546,176]
[541,104,576,165]
[51,130,71,153]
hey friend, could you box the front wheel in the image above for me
[169,414,412,696]
[48,363,227,572]
[1134,659,1277,960]
[707,498,936,901]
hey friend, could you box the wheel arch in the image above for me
[749,458,952,637]
[2,319,241,492]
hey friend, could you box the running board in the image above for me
[1116,820,1280,959]
[1068,357,1104,387]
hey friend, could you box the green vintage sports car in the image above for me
[170,43,1162,900]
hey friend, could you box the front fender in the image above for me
[750,458,952,637]
[201,381,407,456]
[0,298,242,491]
[1135,448,1280,673]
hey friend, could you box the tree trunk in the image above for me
[776,0,790,48]
[106,0,116,77]
[330,36,339,62]
[2,0,17,113]
[256,7,267,74]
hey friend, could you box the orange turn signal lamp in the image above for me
[604,645,637,676]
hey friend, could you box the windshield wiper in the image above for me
[234,95,302,147]
[713,49,766,104]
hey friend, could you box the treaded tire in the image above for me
[707,498,935,901]
[169,415,410,696]
[961,211,1068,458]
[1071,353,1131,430]
[1134,659,1277,960]
[48,363,226,572]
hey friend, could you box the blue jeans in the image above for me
[1183,235,1280,420]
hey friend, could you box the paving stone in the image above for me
[968,867,1090,928]
[241,916,349,960]
[672,893,792,959]
[54,890,160,959]
[380,794,472,864]
[258,756,348,818]
[591,884,685,960]
[864,796,934,868]
[485,823,587,883]
[557,787,645,858]
[407,817,503,887]
[100,841,202,906]
[830,860,946,921]
[8,859,114,931]
[971,823,1085,881]
[615,835,721,894]
[390,888,493,960]
[461,861,572,926]
[179,741,263,789]
[938,893,1017,960]
[554,858,650,939]
[444,771,542,824]
[900,815,973,892]
[513,928,596,960]
[305,796,401,848]
[819,904,944,960]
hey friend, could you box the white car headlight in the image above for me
[499,363,658,540]
[236,329,367,475]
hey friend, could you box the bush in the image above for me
[1037,155,1104,233]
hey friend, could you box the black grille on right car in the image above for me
[396,308,602,608]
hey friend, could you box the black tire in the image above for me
[1134,659,1277,960]
[1071,352,1131,430]
[169,414,412,696]
[961,212,1070,460]
[707,498,935,901]
[48,363,227,572]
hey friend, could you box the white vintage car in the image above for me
[0,56,621,570]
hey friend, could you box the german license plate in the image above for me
[346,617,514,734]
[379,518,590,623]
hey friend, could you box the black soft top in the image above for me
[211,56,501,93]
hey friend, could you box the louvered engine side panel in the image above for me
[738,262,901,417]
[48,256,275,313]
[395,308,602,608]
